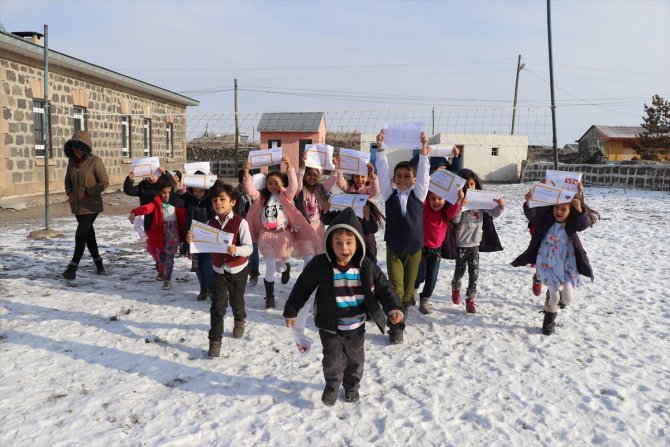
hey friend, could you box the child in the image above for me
[170,171,215,301]
[413,189,464,315]
[334,159,380,199]
[295,155,338,257]
[283,208,404,406]
[128,177,185,290]
[512,185,598,335]
[375,130,430,344]
[187,181,253,357]
[321,199,384,262]
[233,169,261,287]
[242,155,315,309]
[449,168,504,314]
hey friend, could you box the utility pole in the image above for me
[431,107,435,134]
[547,0,559,169]
[43,24,50,230]
[234,78,239,175]
[511,54,525,135]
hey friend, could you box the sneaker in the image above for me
[62,264,77,280]
[465,297,476,314]
[532,274,542,297]
[197,288,209,301]
[281,263,291,285]
[162,280,172,290]
[156,272,165,281]
[321,386,338,406]
[248,273,259,287]
[389,330,404,345]
[232,320,245,339]
[208,340,222,357]
[344,389,360,403]
[452,289,461,305]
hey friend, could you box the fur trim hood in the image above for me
[64,131,93,158]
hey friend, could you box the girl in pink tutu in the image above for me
[243,155,316,309]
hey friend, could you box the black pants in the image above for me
[71,213,100,264]
[209,266,248,341]
[319,328,365,392]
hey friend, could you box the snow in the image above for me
[1,184,669,446]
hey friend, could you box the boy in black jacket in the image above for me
[283,208,404,406]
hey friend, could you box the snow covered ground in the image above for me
[1,183,668,446]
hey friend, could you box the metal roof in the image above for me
[578,125,644,142]
[257,112,325,132]
[0,30,199,107]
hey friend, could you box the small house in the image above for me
[256,112,326,171]
[577,125,643,161]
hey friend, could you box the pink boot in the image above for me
[465,297,477,314]
[452,289,461,305]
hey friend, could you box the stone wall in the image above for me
[0,52,189,199]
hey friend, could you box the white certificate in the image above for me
[248,147,283,168]
[527,183,576,208]
[382,122,425,149]
[304,144,335,171]
[183,174,217,189]
[133,215,146,240]
[292,329,313,354]
[428,145,455,158]
[184,162,211,175]
[544,170,582,192]
[461,190,503,211]
[428,170,467,204]
[189,221,234,254]
[131,157,160,177]
[339,148,370,176]
[329,194,369,218]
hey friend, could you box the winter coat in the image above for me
[63,131,109,215]
[123,173,173,231]
[283,208,402,334]
[169,189,215,240]
[441,212,503,259]
[131,196,186,251]
[511,203,594,280]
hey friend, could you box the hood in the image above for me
[324,207,366,265]
[64,131,93,158]
[457,168,482,190]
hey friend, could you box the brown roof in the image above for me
[577,125,643,142]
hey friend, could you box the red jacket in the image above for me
[132,196,186,250]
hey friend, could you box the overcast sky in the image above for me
[2,0,669,145]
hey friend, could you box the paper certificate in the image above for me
[248,147,283,168]
[304,144,335,171]
[428,145,456,158]
[329,194,369,218]
[382,122,425,149]
[461,190,503,211]
[189,221,234,254]
[292,329,313,354]
[184,162,211,175]
[527,183,576,208]
[133,215,146,240]
[544,170,582,192]
[131,157,160,177]
[182,174,217,189]
[428,170,467,204]
[339,148,370,176]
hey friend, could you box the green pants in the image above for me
[386,248,423,306]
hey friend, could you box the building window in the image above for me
[33,100,48,158]
[73,106,87,132]
[166,122,174,158]
[491,147,499,156]
[143,119,152,156]
[121,116,131,157]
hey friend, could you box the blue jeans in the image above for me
[249,242,260,276]
[193,253,213,290]
[414,248,442,298]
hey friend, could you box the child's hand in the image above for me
[389,310,404,324]
[572,198,583,214]
[157,167,166,175]
[185,231,194,243]
[496,198,505,209]
[333,156,340,169]
[524,190,533,202]
[576,181,584,199]
[457,189,465,202]
[367,162,374,176]
[419,131,429,156]
[452,145,460,158]
[128,212,136,224]
[376,130,384,150]
[281,154,291,169]
[227,244,237,256]
[128,171,136,181]
[322,202,331,213]
[285,319,296,328]
[243,160,250,174]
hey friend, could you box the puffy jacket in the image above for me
[63,131,109,215]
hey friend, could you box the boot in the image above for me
[465,297,477,314]
[264,280,275,309]
[94,257,105,275]
[532,273,542,297]
[389,328,404,345]
[248,272,259,287]
[419,295,433,315]
[208,340,222,357]
[542,311,557,335]
[197,288,209,301]
[452,289,461,305]
[233,320,245,339]
[62,262,78,280]
[156,271,165,281]
[321,385,338,406]
[344,388,360,403]
[281,263,291,285]
[162,280,172,290]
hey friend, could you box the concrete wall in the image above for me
[0,50,189,199]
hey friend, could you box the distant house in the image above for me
[256,112,326,171]
[0,30,199,199]
[563,143,579,152]
[577,125,643,161]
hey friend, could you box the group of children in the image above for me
[119,130,598,406]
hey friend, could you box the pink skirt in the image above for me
[258,229,292,262]
[311,220,326,255]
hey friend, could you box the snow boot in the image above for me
[281,263,291,285]
[62,262,78,280]
[452,288,461,305]
[419,294,433,315]
[208,340,222,357]
[248,272,259,287]
[344,389,360,403]
[321,385,338,406]
[532,273,542,297]
[197,288,209,301]
[264,280,276,309]
[94,257,105,275]
[162,280,172,290]
[465,297,477,314]
[232,320,245,339]
[542,311,557,335]
[156,271,165,281]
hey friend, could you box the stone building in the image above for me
[0,30,199,199]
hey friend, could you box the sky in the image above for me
[1,0,669,145]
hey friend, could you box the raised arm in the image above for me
[413,131,431,202]
[242,161,261,202]
[284,155,298,199]
[375,131,393,201]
